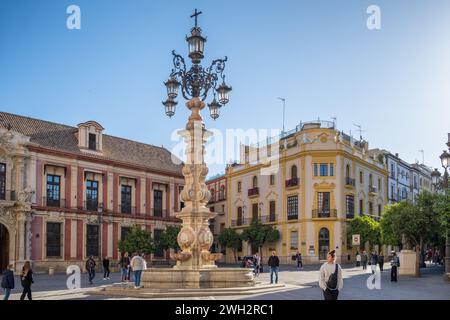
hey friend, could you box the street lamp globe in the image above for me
[164,77,181,99]
[440,150,450,169]
[431,168,441,185]
[208,97,221,120]
[162,98,177,118]
[186,27,206,64]
[216,79,232,105]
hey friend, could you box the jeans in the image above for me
[362,262,367,270]
[20,286,32,300]
[121,268,129,281]
[323,289,339,300]
[270,267,279,284]
[88,269,95,283]
[103,267,110,278]
[134,270,142,287]
[3,288,11,300]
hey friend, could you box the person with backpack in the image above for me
[390,251,400,282]
[85,256,96,285]
[102,256,110,280]
[267,251,280,284]
[1,264,15,300]
[20,261,33,300]
[319,250,343,300]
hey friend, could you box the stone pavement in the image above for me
[2,263,449,300]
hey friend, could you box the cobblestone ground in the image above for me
[2,263,449,300]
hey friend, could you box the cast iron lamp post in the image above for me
[161,9,232,269]
[439,135,450,277]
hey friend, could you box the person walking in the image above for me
[119,252,131,283]
[254,253,261,277]
[141,254,147,271]
[319,250,343,300]
[20,261,33,300]
[1,264,15,300]
[267,251,280,284]
[390,251,400,282]
[295,251,303,270]
[102,256,110,280]
[361,251,368,270]
[370,251,379,274]
[85,255,96,284]
[378,252,385,272]
[130,253,145,289]
[356,252,361,267]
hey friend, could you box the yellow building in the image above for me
[225,120,388,264]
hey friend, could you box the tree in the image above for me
[434,189,450,234]
[240,221,280,263]
[218,228,241,263]
[118,225,155,255]
[159,225,182,252]
[348,215,381,250]
[381,193,442,276]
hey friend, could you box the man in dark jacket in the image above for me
[102,256,110,280]
[86,256,96,284]
[267,251,280,284]
[1,264,15,300]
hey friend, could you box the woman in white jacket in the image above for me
[319,250,343,300]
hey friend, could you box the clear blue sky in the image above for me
[1,0,449,177]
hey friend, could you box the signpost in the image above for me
[352,234,361,246]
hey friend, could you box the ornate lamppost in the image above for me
[161,9,232,270]
[439,134,450,276]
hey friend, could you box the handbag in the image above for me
[326,264,339,291]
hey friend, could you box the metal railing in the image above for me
[119,205,136,214]
[260,214,278,223]
[83,200,103,212]
[346,212,355,219]
[369,186,378,193]
[287,213,298,220]
[285,177,299,188]
[248,187,259,197]
[312,209,337,218]
[152,208,167,217]
[345,177,355,186]
[231,218,250,227]
[42,197,67,208]
[0,190,16,201]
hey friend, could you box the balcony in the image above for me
[369,186,378,194]
[345,177,355,187]
[248,187,259,197]
[259,214,278,223]
[346,212,355,219]
[312,209,337,219]
[231,218,249,227]
[43,197,67,208]
[285,177,299,188]
[287,212,298,221]
[0,190,16,202]
[152,208,167,217]
[83,200,103,212]
[119,205,136,214]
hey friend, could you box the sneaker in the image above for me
[107,277,110,280]
[103,278,107,280]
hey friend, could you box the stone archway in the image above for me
[0,223,9,271]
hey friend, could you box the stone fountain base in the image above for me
[139,267,255,289]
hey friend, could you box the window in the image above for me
[252,203,258,222]
[369,174,373,187]
[269,174,275,186]
[287,196,298,220]
[330,163,334,177]
[252,176,258,188]
[345,164,350,179]
[210,206,215,212]
[346,195,354,218]
[290,231,298,250]
[46,174,61,207]
[86,180,99,211]
[319,164,328,176]
[46,222,61,257]
[121,185,132,214]
[237,181,242,193]
[291,165,298,179]
[153,229,164,258]
[359,199,364,215]
[369,202,373,215]
[237,207,243,226]
[317,192,330,215]
[360,171,364,184]
[0,163,5,200]
[378,178,382,191]
[237,239,243,252]
[269,200,276,222]
[86,225,99,257]
[153,190,163,217]
[314,163,318,176]
[88,133,97,150]
[390,164,395,177]
[121,227,131,241]
[219,185,225,200]
[391,184,395,199]
[378,204,382,216]
[210,189,215,202]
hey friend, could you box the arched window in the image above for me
[252,176,258,188]
[210,189,215,201]
[369,174,373,187]
[346,164,350,179]
[220,185,225,200]
[291,165,298,179]
[237,181,242,193]
[237,206,243,226]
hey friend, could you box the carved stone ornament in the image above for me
[0,207,16,229]
[177,226,196,250]
[197,227,214,251]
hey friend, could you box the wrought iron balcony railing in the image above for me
[312,209,337,218]
[248,187,259,197]
[369,186,378,194]
[119,205,136,214]
[83,200,103,212]
[285,177,299,188]
[260,214,278,223]
[231,218,250,227]
[287,212,298,220]
[43,197,67,208]
[0,190,16,201]
[345,177,355,187]
[152,208,167,217]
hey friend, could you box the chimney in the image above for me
[395,153,399,157]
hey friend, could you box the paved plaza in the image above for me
[2,263,449,300]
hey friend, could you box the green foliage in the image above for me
[434,189,450,234]
[240,221,280,257]
[218,228,241,263]
[117,225,155,254]
[348,215,381,249]
[159,225,182,252]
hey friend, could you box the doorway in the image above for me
[0,223,9,272]
[318,228,330,260]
